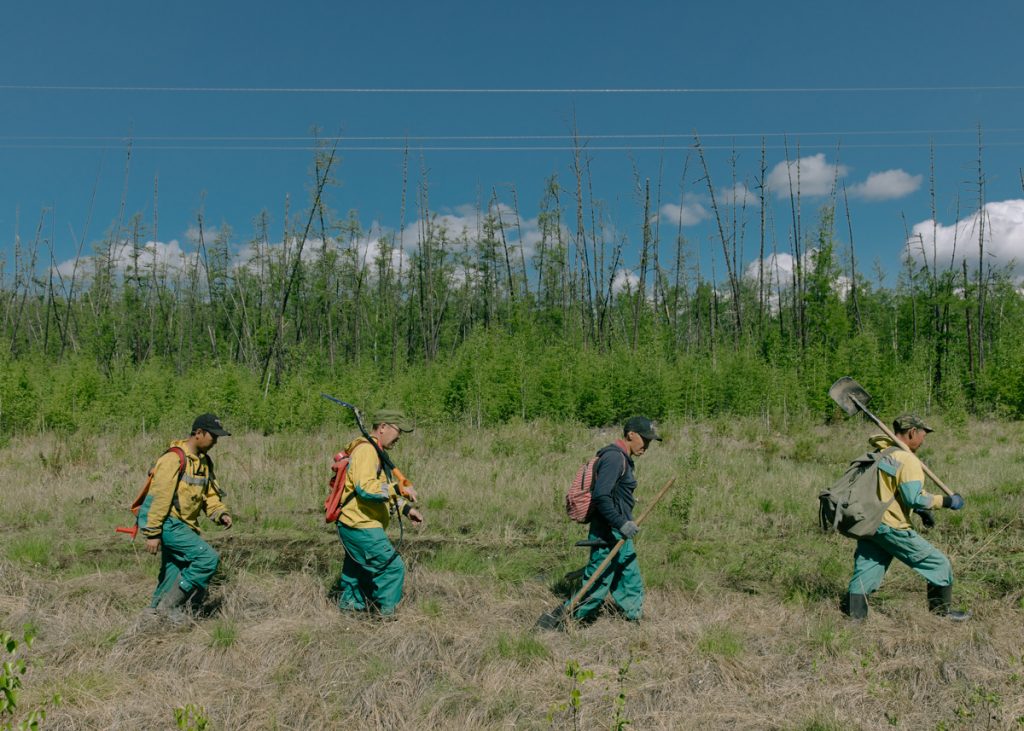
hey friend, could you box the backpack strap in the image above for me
[596,445,629,482]
[167,446,188,514]
[129,446,187,513]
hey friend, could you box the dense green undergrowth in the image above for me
[5,323,1024,438]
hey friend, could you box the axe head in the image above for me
[829,377,873,416]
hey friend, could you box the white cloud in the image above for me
[718,182,761,209]
[611,268,639,294]
[658,198,708,227]
[744,251,800,288]
[767,153,848,198]
[848,169,922,201]
[906,199,1024,271]
[54,239,190,280]
[742,250,852,310]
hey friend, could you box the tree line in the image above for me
[2,142,1023,435]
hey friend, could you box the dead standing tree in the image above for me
[260,143,337,395]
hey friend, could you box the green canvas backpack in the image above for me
[818,446,899,539]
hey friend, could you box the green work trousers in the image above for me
[566,527,644,621]
[336,524,406,616]
[149,517,220,606]
[848,524,953,595]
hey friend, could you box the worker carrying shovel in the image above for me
[562,416,662,625]
[844,414,970,621]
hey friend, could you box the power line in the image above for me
[1,84,1024,94]
[1,141,1023,152]
[0,127,1020,142]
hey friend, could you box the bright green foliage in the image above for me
[0,627,60,731]
[174,704,210,731]
[547,659,595,731]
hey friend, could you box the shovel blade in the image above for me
[533,606,566,632]
[829,376,872,416]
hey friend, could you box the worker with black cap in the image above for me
[562,415,662,624]
[139,413,233,623]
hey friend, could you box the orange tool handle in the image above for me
[392,467,416,501]
[115,525,139,539]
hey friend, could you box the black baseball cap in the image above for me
[192,413,231,436]
[624,415,662,441]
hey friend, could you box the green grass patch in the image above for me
[7,535,53,566]
[419,598,443,617]
[697,625,745,658]
[487,631,550,665]
[209,619,238,649]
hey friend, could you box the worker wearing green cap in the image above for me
[334,409,423,616]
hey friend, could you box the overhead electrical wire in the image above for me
[0,142,1021,153]
[1,84,1024,94]
[0,127,1020,142]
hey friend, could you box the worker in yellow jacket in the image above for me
[140,413,232,623]
[335,409,423,616]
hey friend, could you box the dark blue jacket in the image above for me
[589,442,636,539]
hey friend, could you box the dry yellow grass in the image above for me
[2,416,1024,729]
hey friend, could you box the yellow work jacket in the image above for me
[337,437,402,530]
[142,440,229,538]
[869,435,943,530]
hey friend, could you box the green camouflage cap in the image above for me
[892,413,933,433]
[372,409,415,433]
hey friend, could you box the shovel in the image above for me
[534,476,676,631]
[828,376,955,497]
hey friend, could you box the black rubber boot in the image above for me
[927,583,971,621]
[842,593,868,619]
[156,584,190,625]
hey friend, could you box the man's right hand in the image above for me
[146,538,161,554]
[943,493,965,510]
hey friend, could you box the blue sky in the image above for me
[2,0,1024,287]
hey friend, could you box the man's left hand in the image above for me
[400,485,418,502]
[407,508,424,526]
[914,508,936,528]
[220,515,233,529]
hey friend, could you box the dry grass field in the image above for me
[2,415,1024,730]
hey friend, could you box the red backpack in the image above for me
[115,446,187,540]
[324,451,353,522]
[565,448,629,523]
[565,456,599,523]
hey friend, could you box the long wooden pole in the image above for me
[564,477,677,619]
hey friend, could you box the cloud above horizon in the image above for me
[658,197,708,227]
[848,169,922,201]
[54,201,547,283]
[906,199,1024,272]
[767,153,848,198]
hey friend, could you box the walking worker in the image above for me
[140,413,232,623]
[565,415,661,624]
[335,409,423,617]
[843,413,969,620]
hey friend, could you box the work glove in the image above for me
[619,520,640,539]
[943,493,965,510]
[913,508,936,528]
